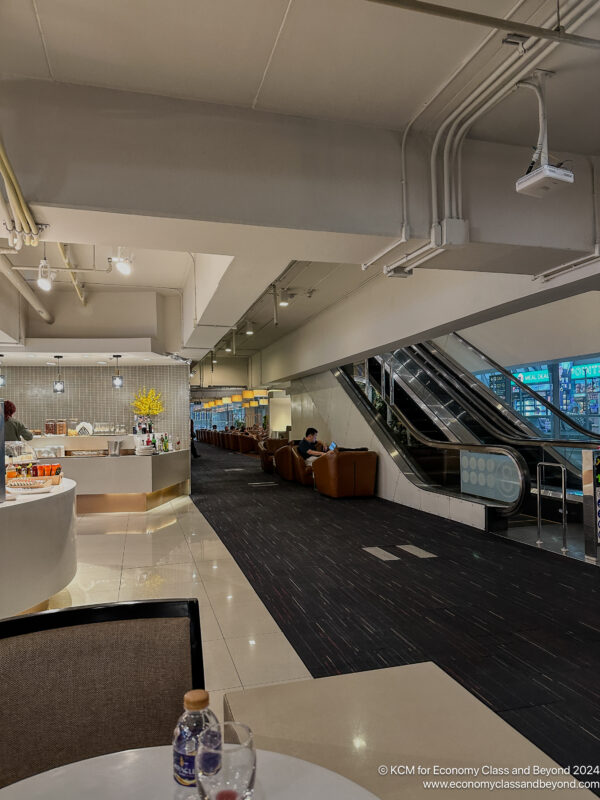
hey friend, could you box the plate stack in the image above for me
[135,445,155,456]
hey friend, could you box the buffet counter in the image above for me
[36,449,191,513]
[0,479,77,618]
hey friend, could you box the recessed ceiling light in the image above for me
[46,361,55,366]
[96,360,107,365]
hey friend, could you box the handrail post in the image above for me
[560,465,568,555]
[536,462,543,545]
[537,461,569,554]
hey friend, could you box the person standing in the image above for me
[3,401,33,442]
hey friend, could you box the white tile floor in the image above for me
[49,496,312,717]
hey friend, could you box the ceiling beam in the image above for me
[366,0,600,50]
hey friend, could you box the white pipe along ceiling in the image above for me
[0,254,53,324]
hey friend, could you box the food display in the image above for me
[5,462,62,493]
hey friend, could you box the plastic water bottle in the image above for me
[173,690,219,789]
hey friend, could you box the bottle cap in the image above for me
[183,689,209,711]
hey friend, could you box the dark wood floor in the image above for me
[191,443,600,781]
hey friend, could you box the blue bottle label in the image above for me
[173,751,196,786]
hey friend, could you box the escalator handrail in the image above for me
[399,345,527,442]
[398,346,598,452]
[419,343,535,438]
[452,332,600,442]
[349,365,531,516]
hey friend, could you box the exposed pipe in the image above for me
[398,0,530,240]
[447,0,599,218]
[518,78,549,170]
[361,0,530,270]
[366,0,600,50]
[452,0,600,218]
[0,254,53,323]
[56,242,86,305]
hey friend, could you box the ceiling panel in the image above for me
[0,0,51,78]
[35,0,290,106]
[254,0,522,129]
[215,260,382,354]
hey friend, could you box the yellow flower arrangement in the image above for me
[131,387,165,416]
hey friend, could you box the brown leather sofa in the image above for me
[312,450,378,498]
[259,438,288,473]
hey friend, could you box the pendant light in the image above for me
[245,320,254,335]
[112,354,123,389]
[0,354,5,387]
[53,355,65,393]
[279,289,289,307]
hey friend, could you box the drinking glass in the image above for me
[195,721,255,800]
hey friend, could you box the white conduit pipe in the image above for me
[448,1,599,218]
[361,0,530,269]
[382,0,587,272]
[518,80,548,169]
[452,0,600,218]
[0,254,53,324]
[384,0,593,270]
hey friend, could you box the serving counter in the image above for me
[0,479,77,618]
[32,435,190,513]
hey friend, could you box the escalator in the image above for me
[338,333,600,530]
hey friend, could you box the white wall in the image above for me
[269,396,291,433]
[259,264,600,383]
[1,79,404,237]
[193,357,249,388]
[457,291,600,366]
[289,370,486,529]
[27,290,160,339]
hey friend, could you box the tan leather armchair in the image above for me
[312,450,378,498]
[291,446,316,486]
[238,434,258,454]
[259,438,288,473]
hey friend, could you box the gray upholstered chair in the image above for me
[0,599,204,788]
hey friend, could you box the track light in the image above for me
[111,246,133,276]
[245,320,254,335]
[53,355,64,393]
[37,257,55,292]
[279,289,289,307]
[225,342,232,352]
[112,354,123,389]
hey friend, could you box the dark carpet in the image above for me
[191,443,600,779]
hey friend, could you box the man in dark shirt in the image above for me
[297,427,325,465]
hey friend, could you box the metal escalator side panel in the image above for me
[378,352,479,445]
[336,364,530,517]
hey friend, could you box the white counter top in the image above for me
[0,479,77,618]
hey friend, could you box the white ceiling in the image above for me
[1,0,598,153]
[211,258,382,355]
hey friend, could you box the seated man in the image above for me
[297,427,326,466]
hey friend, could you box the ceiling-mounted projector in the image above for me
[516,164,574,198]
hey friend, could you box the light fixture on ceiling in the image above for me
[37,242,57,292]
[112,354,123,389]
[245,320,254,335]
[225,342,232,353]
[279,289,289,307]
[53,355,64,393]
[110,246,133,276]
[0,354,5,387]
